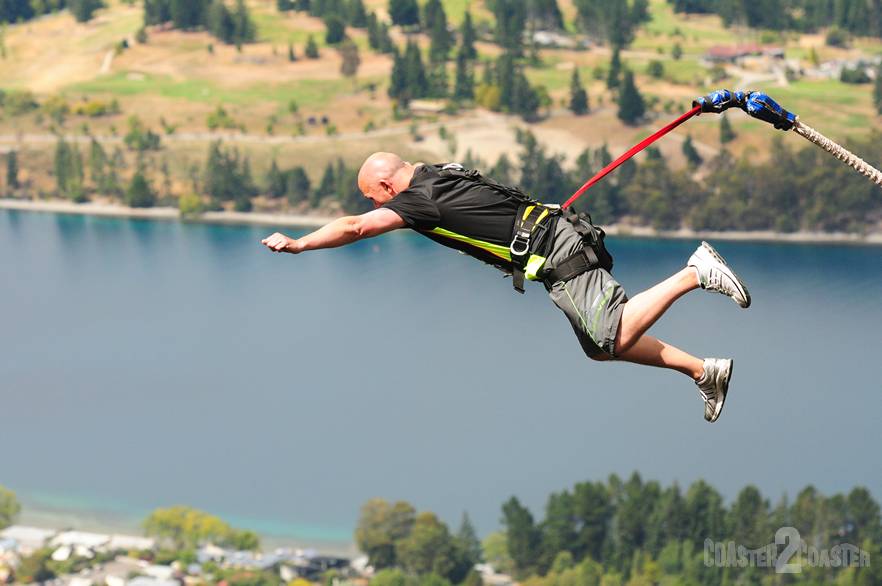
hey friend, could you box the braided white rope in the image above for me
[793,120,882,187]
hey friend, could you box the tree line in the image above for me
[144,0,256,46]
[0,0,104,24]
[357,474,882,586]
[670,0,882,38]
[5,121,880,235]
[464,127,882,234]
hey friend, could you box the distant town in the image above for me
[0,523,512,586]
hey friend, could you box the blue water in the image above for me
[1,209,881,545]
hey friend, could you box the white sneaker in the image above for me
[696,358,733,423]
[688,241,751,308]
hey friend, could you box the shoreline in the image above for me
[3,198,882,246]
[16,501,358,557]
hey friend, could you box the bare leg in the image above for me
[615,267,699,354]
[614,334,704,380]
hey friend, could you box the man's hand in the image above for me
[261,232,298,253]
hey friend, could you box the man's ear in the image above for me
[380,180,395,195]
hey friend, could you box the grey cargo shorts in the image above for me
[545,219,628,358]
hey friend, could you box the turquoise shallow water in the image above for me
[1,210,881,545]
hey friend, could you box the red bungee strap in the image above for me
[561,105,702,210]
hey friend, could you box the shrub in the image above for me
[4,90,39,115]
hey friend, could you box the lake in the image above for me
[1,209,880,550]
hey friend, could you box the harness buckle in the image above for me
[509,232,531,258]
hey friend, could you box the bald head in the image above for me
[357,152,417,208]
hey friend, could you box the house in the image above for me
[409,100,446,115]
[108,535,156,552]
[530,31,589,49]
[51,531,111,551]
[0,525,57,553]
[128,577,180,586]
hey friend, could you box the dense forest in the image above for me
[356,474,882,586]
[669,0,882,38]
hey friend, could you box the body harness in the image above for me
[438,164,613,294]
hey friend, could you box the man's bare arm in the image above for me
[261,208,406,254]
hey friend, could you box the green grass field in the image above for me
[67,71,381,109]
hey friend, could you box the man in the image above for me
[261,152,751,423]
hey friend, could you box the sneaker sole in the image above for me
[708,359,733,423]
[700,241,752,309]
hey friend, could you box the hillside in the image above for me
[1,0,881,223]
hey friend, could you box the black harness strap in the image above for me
[542,209,614,290]
[510,204,547,293]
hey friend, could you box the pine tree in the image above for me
[295,0,311,11]
[527,0,563,30]
[875,63,882,114]
[305,35,320,58]
[277,0,292,11]
[126,169,156,207]
[502,497,541,576]
[348,0,367,27]
[88,138,108,191]
[460,11,477,60]
[388,0,418,27]
[453,47,474,100]
[69,0,103,23]
[377,22,394,53]
[720,114,736,144]
[682,135,703,168]
[144,0,172,26]
[388,47,408,100]
[207,0,234,44]
[422,0,439,29]
[324,14,346,44]
[54,136,85,202]
[241,156,257,197]
[367,12,380,49]
[494,0,526,55]
[314,161,336,207]
[428,62,448,98]
[5,150,19,191]
[512,70,539,120]
[606,47,622,90]
[286,166,311,205]
[616,70,645,125]
[569,68,589,115]
[266,159,286,198]
[428,2,451,63]
[455,513,483,567]
[232,0,256,43]
[403,39,428,98]
[496,51,516,109]
[106,147,124,196]
[170,0,206,29]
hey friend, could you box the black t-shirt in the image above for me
[381,164,529,271]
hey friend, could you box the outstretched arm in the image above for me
[261,208,406,254]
